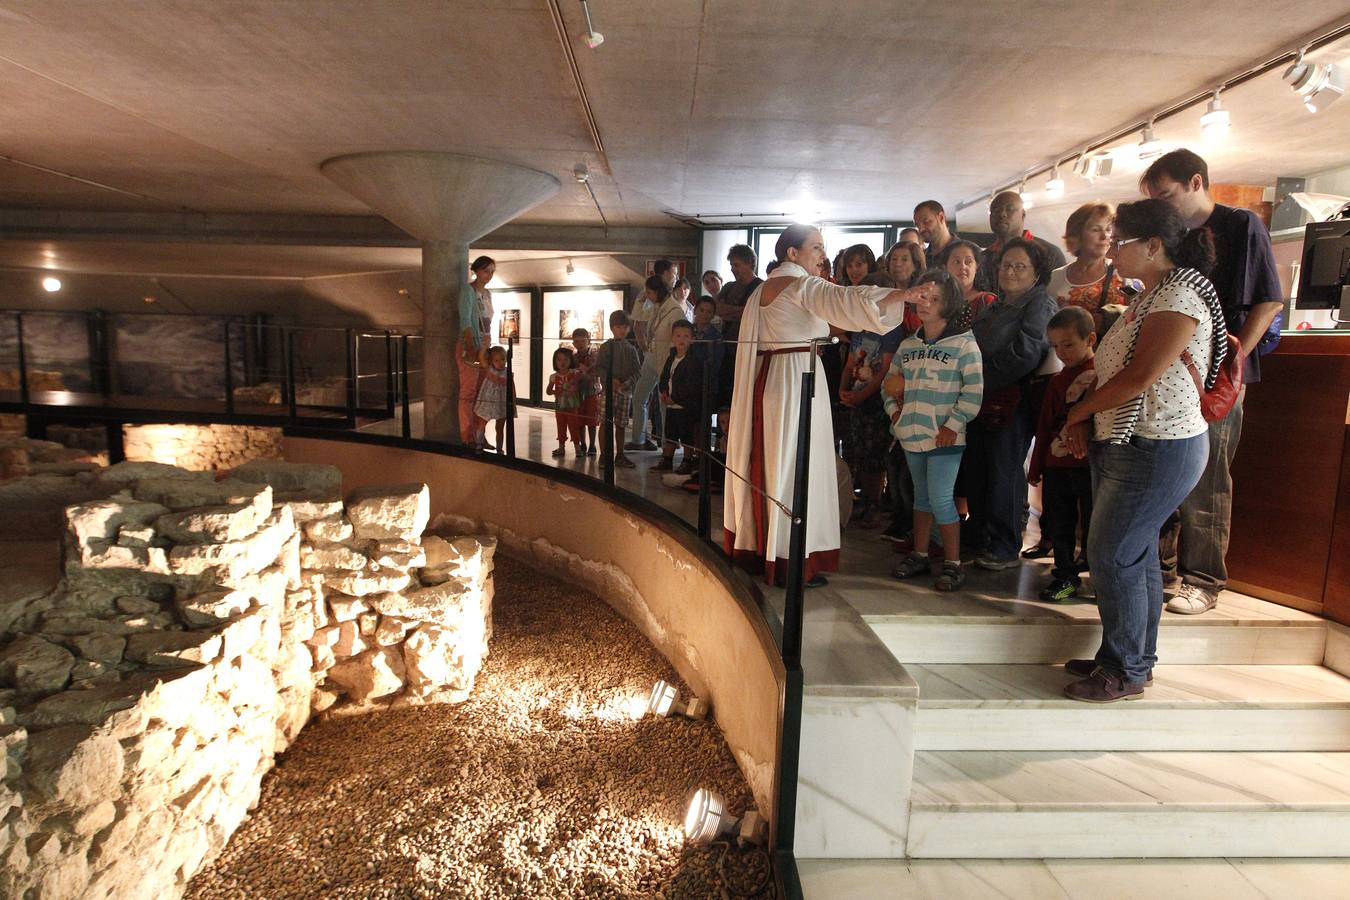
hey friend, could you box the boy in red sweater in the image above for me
[1028,306,1097,602]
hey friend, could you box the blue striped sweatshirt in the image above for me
[882,326,984,452]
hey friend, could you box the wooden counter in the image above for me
[1228,333,1350,624]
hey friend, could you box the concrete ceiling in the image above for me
[0,1,1347,289]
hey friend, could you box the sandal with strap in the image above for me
[890,553,930,580]
[934,561,965,592]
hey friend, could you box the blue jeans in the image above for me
[1088,433,1209,683]
[629,356,661,441]
[964,411,1033,559]
[905,448,964,526]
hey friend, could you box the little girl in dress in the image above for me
[473,345,511,453]
[546,347,584,458]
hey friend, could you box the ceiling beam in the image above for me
[473,223,698,255]
[0,209,418,246]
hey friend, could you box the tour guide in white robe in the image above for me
[723,261,911,585]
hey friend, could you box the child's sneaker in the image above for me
[935,561,964,592]
[1039,579,1079,603]
[890,553,929,580]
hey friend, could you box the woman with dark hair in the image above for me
[1058,200,1224,702]
[963,237,1057,569]
[724,225,936,587]
[943,239,997,325]
[884,241,926,287]
[458,255,496,443]
[701,269,723,301]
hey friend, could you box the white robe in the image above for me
[723,262,906,585]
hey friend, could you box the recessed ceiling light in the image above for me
[41,276,61,293]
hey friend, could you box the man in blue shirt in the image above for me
[1142,149,1284,615]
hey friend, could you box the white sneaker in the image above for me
[1166,584,1216,615]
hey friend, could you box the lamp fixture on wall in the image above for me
[579,0,603,48]
[646,680,707,719]
[41,276,61,293]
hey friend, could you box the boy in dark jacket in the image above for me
[1027,306,1097,602]
[656,320,704,473]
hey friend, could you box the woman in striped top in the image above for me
[883,270,984,591]
[1057,199,1225,703]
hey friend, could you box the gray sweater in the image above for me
[596,339,642,389]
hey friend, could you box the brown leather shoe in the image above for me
[1063,668,1146,703]
[1064,659,1153,684]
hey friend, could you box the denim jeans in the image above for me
[964,411,1033,559]
[1089,433,1209,683]
[629,356,661,441]
[1158,393,1244,595]
[904,448,965,525]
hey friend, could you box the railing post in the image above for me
[384,330,395,418]
[285,329,298,423]
[223,320,235,416]
[774,356,815,889]
[696,348,713,540]
[345,328,357,427]
[87,310,111,399]
[15,313,29,405]
[602,351,614,486]
[505,338,517,459]
[400,335,411,440]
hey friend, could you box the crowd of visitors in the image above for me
[457,148,1284,703]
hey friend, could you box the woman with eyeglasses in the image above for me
[1049,202,1141,335]
[1056,199,1223,702]
[963,238,1057,570]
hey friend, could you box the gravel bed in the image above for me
[187,558,770,899]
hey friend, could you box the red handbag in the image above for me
[1182,333,1244,422]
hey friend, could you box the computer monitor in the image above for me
[1296,219,1350,311]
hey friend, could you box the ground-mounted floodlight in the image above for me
[683,788,768,847]
[646,680,707,719]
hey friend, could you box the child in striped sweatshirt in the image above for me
[882,270,984,591]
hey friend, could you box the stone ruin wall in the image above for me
[0,459,494,898]
[122,424,284,474]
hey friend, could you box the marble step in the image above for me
[908,750,1350,858]
[866,592,1327,665]
[911,664,1350,751]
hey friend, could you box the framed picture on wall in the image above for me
[558,309,606,342]
[499,309,520,341]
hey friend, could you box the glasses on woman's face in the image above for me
[999,262,1032,274]
[1110,237,1144,250]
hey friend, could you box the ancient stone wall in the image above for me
[122,424,284,473]
[0,459,494,898]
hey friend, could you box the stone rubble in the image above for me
[0,457,495,899]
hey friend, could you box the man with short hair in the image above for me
[898,227,922,245]
[913,201,957,262]
[713,245,763,344]
[1142,148,1284,615]
[978,191,1067,292]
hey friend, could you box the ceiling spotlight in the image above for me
[580,0,604,49]
[566,258,576,275]
[1288,57,1344,113]
[1200,91,1230,141]
[646,680,707,719]
[1018,181,1034,210]
[41,276,61,293]
[142,295,157,304]
[684,788,767,847]
[1045,168,1065,199]
[1137,121,1164,160]
[573,163,590,184]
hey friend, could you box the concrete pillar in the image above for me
[320,152,560,441]
[421,239,468,443]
